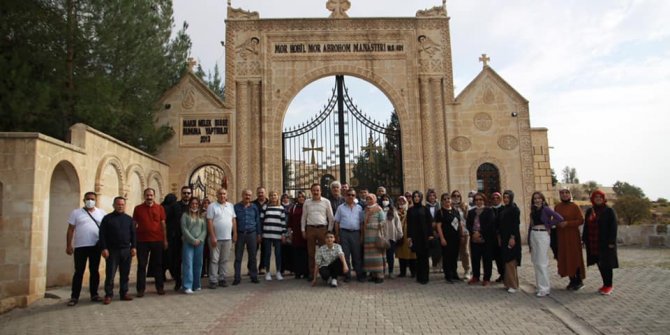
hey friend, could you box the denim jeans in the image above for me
[262,238,282,273]
[234,232,258,281]
[182,242,204,290]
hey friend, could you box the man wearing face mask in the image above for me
[66,191,107,306]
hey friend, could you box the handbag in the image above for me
[283,228,293,245]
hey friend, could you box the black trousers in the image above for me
[319,258,344,281]
[470,242,493,281]
[598,264,613,287]
[399,259,416,277]
[569,267,583,286]
[441,239,460,280]
[165,237,182,286]
[71,245,101,300]
[493,244,505,278]
[104,248,131,298]
[137,241,164,292]
[416,250,430,284]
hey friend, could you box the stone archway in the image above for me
[95,155,124,213]
[46,161,80,288]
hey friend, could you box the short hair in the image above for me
[113,196,126,204]
[330,181,341,189]
[325,231,335,237]
[83,191,97,199]
[359,188,369,193]
[310,183,320,190]
[144,188,155,195]
[181,185,192,192]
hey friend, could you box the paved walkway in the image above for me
[1,247,668,334]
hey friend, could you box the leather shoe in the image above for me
[251,278,260,284]
[157,289,166,295]
[90,295,103,302]
[136,291,145,298]
[232,279,241,286]
[103,296,112,305]
[121,295,133,301]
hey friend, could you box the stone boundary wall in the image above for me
[618,224,669,248]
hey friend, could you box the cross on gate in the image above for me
[479,53,490,67]
[361,135,382,163]
[303,139,323,165]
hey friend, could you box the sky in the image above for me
[172,0,670,200]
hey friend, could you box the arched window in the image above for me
[477,163,500,201]
[189,165,226,201]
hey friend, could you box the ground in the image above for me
[1,247,668,335]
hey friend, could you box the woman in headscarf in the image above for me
[583,190,618,295]
[554,188,586,291]
[362,193,386,283]
[528,191,563,297]
[395,196,416,277]
[287,191,308,279]
[498,190,521,293]
[435,193,461,283]
[451,190,470,281]
[407,191,433,284]
[466,192,497,286]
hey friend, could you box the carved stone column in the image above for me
[250,80,262,188]
[430,77,448,190]
[419,77,435,188]
[236,81,249,191]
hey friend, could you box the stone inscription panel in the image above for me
[273,41,406,55]
[180,115,231,146]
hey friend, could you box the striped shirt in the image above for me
[261,205,287,240]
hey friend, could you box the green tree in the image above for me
[613,181,646,199]
[561,166,579,184]
[582,181,600,197]
[550,168,558,186]
[0,0,192,153]
[351,111,402,195]
[614,195,651,225]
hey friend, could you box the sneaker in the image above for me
[507,288,517,293]
[573,283,584,291]
[265,273,272,281]
[599,286,613,295]
[218,280,228,288]
[184,289,194,294]
[467,278,480,285]
[208,282,218,289]
[536,291,550,297]
[276,273,284,281]
[330,279,338,287]
[195,288,202,291]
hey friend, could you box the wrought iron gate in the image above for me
[282,75,403,198]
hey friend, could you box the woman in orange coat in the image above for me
[554,188,586,290]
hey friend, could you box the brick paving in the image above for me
[1,247,668,335]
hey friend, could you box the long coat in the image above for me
[497,204,521,266]
[407,205,433,256]
[554,202,586,278]
[582,206,619,269]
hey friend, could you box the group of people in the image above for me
[65,182,618,306]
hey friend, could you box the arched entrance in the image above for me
[189,164,226,201]
[476,162,501,202]
[282,76,403,197]
[47,161,80,287]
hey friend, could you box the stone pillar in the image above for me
[236,81,249,191]
[250,80,262,189]
[419,77,435,189]
[430,77,448,191]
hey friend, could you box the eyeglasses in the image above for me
[347,194,356,197]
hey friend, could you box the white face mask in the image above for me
[382,200,390,207]
[84,200,96,209]
[190,208,199,213]
[354,198,359,204]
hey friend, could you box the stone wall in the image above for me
[618,224,670,247]
[0,124,169,313]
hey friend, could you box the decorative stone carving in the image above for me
[498,135,519,150]
[416,3,447,17]
[418,35,443,73]
[473,112,492,131]
[236,37,260,60]
[236,37,261,76]
[228,7,259,20]
[182,88,196,110]
[450,136,471,152]
[482,87,495,104]
[326,0,351,18]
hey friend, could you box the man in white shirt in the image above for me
[206,188,237,289]
[66,191,107,306]
[301,183,334,281]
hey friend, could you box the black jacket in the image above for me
[583,206,619,268]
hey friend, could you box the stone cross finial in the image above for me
[303,139,323,165]
[479,53,490,68]
[361,135,382,163]
[187,57,197,72]
[326,0,351,18]
[227,0,231,7]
